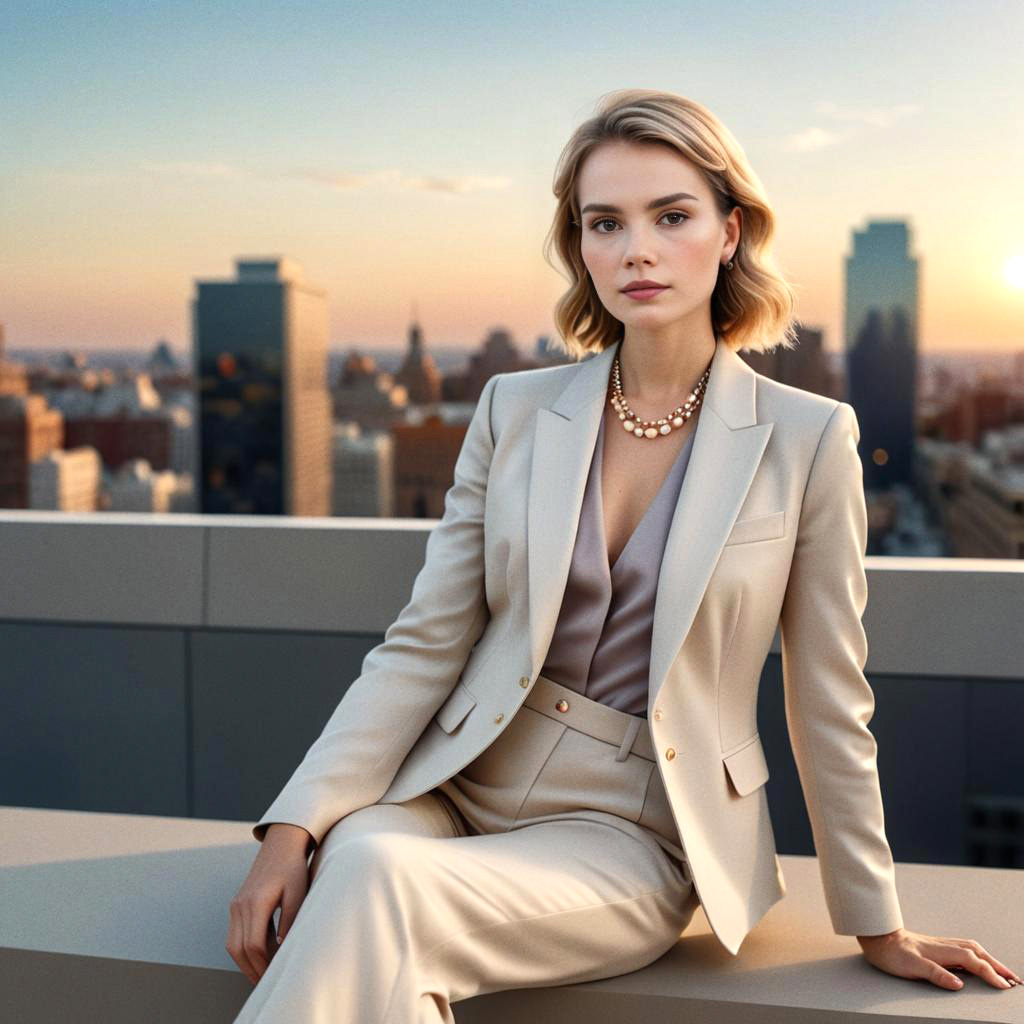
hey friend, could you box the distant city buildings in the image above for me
[0,322,29,397]
[916,425,1024,558]
[739,324,836,399]
[328,314,560,519]
[0,233,1021,558]
[332,350,410,431]
[332,423,395,517]
[394,319,442,405]
[0,321,192,510]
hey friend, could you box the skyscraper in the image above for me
[194,257,331,516]
[844,220,920,490]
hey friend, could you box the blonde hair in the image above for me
[543,88,800,361]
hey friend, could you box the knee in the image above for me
[312,829,416,889]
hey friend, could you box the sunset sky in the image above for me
[2,0,1022,356]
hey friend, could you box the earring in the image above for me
[725,258,734,270]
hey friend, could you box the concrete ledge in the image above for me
[2,510,1022,679]
[1,806,1022,1023]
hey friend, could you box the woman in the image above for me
[227,89,1020,1019]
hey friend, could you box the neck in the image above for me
[616,328,717,417]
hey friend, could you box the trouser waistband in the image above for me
[524,674,656,762]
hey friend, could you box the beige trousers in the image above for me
[233,675,699,1023]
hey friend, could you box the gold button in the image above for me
[665,747,676,761]
[519,676,530,688]
[494,713,505,723]
[654,709,664,721]
[555,698,569,713]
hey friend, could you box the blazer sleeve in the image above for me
[252,372,502,850]
[778,400,905,938]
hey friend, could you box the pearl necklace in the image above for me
[609,353,711,440]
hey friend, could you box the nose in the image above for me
[624,248,655,268]
[623,231,656,269]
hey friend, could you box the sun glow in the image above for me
[1005,254,1024,289]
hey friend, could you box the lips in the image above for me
[622,283,669,300]
[622,280,667,292]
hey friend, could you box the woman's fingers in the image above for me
[226,887,281,984]
[227,843,311,983]
[863,930,1021,991]
[241,895,276,979]
[945,946,1013,989]
[226,901,260,985]
[277,877,306,944]
[918,954,964,990]
[954,939,1022,985]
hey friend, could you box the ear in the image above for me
[726,204,743,255]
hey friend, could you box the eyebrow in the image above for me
[580,192,700,215]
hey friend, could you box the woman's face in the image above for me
[576,140,740,330]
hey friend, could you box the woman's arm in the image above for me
[778,401,904,938]
[251,371,502,850]
[779,402,1021,991]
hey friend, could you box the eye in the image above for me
[588,210,690,233]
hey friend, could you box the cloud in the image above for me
[782,100,922,152]
[134,161,511,194]
[281,167,512,193]
[784,126,846,152]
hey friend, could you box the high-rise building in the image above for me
[193,256,331,516]
[844,220,920,490]
[739,323,834,399]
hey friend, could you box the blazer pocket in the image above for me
[435,681,478,734]
[723,509,785,547]
[722,734,770,797]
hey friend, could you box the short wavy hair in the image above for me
[543,88,800,361]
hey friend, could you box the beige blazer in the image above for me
[254,335,905,957]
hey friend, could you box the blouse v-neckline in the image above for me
[594,411,696,576]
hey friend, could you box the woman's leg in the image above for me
[232,791,461,1023]
[233,793,694,1023]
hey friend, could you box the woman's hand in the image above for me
[858,928,1022,990]
[226,823,315,985]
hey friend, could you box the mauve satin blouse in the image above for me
[539,410,697,718]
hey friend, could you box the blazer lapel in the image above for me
[526,341,617,676]
[524,336,774,707]
[647,346,773,712]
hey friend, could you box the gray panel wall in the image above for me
[3,617,1022,869]
[1,512,1022,868]
[0,622,190,816]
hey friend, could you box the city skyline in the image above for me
[2,1,1023,355]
